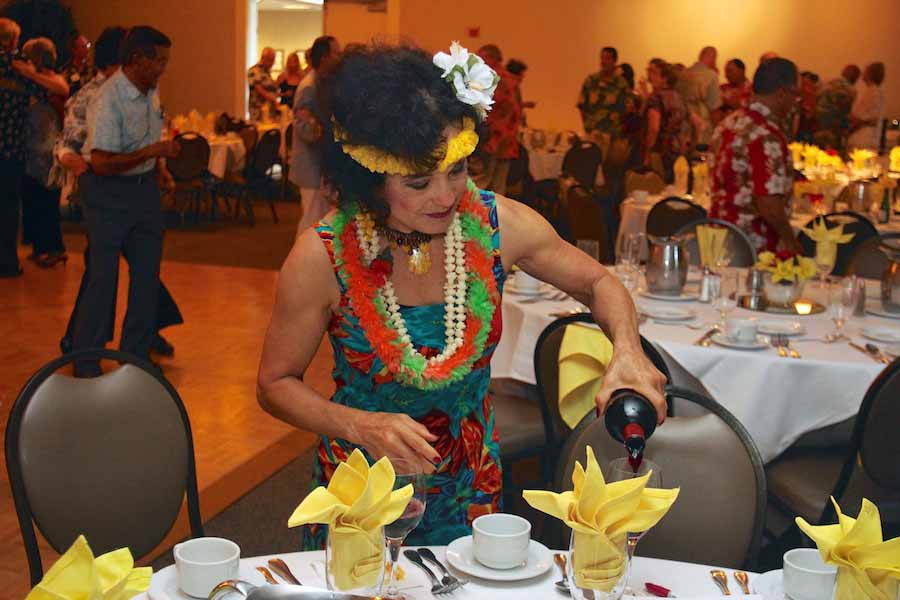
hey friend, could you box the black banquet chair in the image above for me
[645,196,708,238]
[846,233,900,280]
[544,385,765,570]
[5,349,204,586]
[797,211,878,277]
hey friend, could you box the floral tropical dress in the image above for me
[302,186,505,549]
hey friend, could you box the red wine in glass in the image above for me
[385,497,425,539]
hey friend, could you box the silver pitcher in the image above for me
[645,235,688,295]
[881,238,900,313]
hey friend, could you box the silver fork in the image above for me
[404,550,456,594]
[771,334,788,357]
[418,548,468,591]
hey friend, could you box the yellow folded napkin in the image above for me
[26,535,151,600]
[558,323,613,429]
[288,449,412,591]
[691,162,709,197]
[523,446,679,592]
[696,224,728,267]
[890,147,900,172]
[673,156,689,192]
[797,498,900,600]
[801,217,855,268]
[850,148,876,171]
[789,142,805,165]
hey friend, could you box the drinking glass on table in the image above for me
[608,457,662,595]
[828,277,857,341]
[711,269,739,327]
[383,458,427,599]
[616,233,645,294]
[814,240,837,290]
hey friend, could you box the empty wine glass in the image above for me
[711,269,739,327]
[383,458,427,599]
[608,457,662,595]
[828,277,857,342]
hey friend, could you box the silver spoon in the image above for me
[554,552,571,594]
[865,343,891,364]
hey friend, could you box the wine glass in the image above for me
[607,457,662,595]
[828,277,857,342]
[383,458,427,600]
[711,269,739,328]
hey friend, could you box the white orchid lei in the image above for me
[433,41,500,119]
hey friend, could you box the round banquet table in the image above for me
[207,135,247,179]
[528,147,566,181]
[144,547,765,599]
[616,190,709,259]
[491,274,894,464]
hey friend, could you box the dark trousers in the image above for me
[64,242,184,344]
[72,171,163,371]
[22,175,64,255]
[0,158,24,275]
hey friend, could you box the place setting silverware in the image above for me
[733,570,751,594]
[417,547,468,590]
[267,558,301,585]
[865,342,891,364]
[255,566,279,585]
[553,552,571,595]
[710,569,730,595]
[693,327,719,347]
[849,341,889,364]
[403,548,466,594]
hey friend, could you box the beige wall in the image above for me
[390,0,900,131]
[257,9,322,74]
[323,2,388,45]
[69,0,247,117]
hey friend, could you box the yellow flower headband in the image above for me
[333,117,479,176]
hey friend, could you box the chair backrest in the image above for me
[846,233,900,280]
[5,349,204,586]
[547,386,765,569]
[533,314,673,450]
[562,140,603,189]
[250,128,282,177]
[238,125,258,155]
[168,132,211,181]
[624,170,665,196]
[564,184,612,262]
[824,358,900,525]
[675,217,758,268]
[798,212,879,276]
[646,197,708,238]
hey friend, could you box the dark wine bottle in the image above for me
[604,389,658,471]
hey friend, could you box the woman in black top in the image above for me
[277,52,307,107]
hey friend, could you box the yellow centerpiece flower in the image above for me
[850,148,877,173]
[523,447,678,594]
[797,498,900,600]
[755,251,818,284]
[890,146,900,173]
[287,449,413,591]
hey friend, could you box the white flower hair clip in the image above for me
[433,41,499,119]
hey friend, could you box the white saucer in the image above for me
[639,290,699,302]
[444,536,552,582]
[638,305,697,321]
[757,320,806,336]
[710,332,769,350]
[861,325,900,344]
[866,303,900,320]
[752,569,785,599]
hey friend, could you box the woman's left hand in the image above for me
[594,344,667,424]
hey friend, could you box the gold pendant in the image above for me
[407,244,431,275]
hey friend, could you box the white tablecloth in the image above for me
[144,547,762,600]
[528,148,566,181]
[208,135,247,179]
[491,277,893,463]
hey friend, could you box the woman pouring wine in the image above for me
[257,42,667,549]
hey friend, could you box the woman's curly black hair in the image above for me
[322,44,481,218]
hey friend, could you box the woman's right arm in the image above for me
[257,227,440,472]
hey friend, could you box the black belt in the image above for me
[96,170,156,184]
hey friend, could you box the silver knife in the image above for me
[209,581,379,600]
[693,328,718,346]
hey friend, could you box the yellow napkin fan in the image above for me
[850,148,876,171]
[26,535,151,600]
[797,498,900,600]
[288,449,412,591]
[696,224,728,268]
[523,446,678,592]
[558,323,613,429]
[801,217,855,269]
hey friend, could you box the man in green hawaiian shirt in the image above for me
[577,46,628,151]
[814,64,860,153]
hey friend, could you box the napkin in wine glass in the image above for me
[523,446,678,592]
[287,449,412,591]
[796,497,900,600]
[25,534,151,600]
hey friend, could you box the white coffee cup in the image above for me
[633,190,649,204]
[516,271,541,294]
[726,317,758,343]
[174,537,241,598]
[783,548,837,600]
[472,513,531,570]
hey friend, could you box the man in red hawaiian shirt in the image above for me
[473,44,521,196]
[710,58,802,254]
